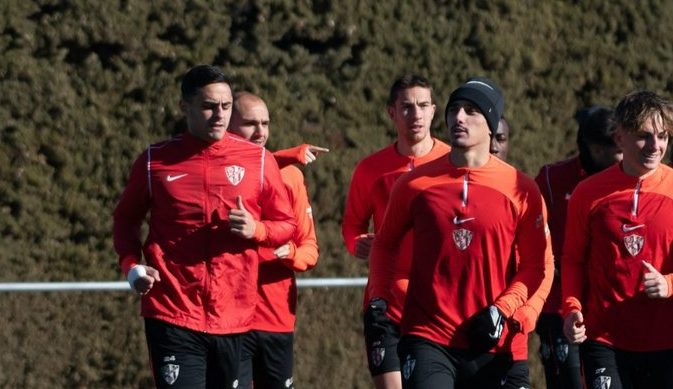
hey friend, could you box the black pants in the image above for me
[535,313,583,389]
[239,330,294,389]
[144,318,241,389]
[397,335,513,389]
[581,340,673,389]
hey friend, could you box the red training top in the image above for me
[113,132,295,335]
[369,155,553,354]
[535,156,587,314]
[562,163,673,352]
[342,139,451,322]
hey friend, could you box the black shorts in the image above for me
[363,310,401,376]
[581,340,673,389]
[501,360,530,389]
[397,335,513,389]
[238,330,294,389]
[535,313,582,389]
[144,318,241,389]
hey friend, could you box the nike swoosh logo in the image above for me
[453,216,475,224]
[166,173,188,182]
[622,224,645,233]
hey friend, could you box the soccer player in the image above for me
[342,74,450,389]
[490,116,511,161]
[562,90,673,388]
[113,65,296,389]
[227,92,320,389]
[368,76,553,388]
[535,105,622,389]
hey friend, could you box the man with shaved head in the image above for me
[229,92,320,389]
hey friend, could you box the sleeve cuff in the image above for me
[252,222,267,242]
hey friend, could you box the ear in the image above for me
[179,98,188,114]
[386,105,395,121]
[613,126,625,148]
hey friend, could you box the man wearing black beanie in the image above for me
[367,77,553,388]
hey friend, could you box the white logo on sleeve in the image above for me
[166,173,188,182]
[225,165,245,186]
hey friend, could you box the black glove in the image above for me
[468,305,505,353]
[364,298,395,345]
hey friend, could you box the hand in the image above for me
[364,298,394,344]
[468,305,505,352]
[642,260,669,298]
[128,265,161,295]
[274,243,290,259]
[563,310,587,344]
[229,196,257,239]
[354,233,375,259]
[304,145,329,164]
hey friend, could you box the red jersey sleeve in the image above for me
[368,176,416,302]
[494,179,553,318]
[113,151,150,276]
[280,165,318,272]
[254,150,297,246]
[561,183,591,316]
[342,161,375,255]
[273,144,308,168]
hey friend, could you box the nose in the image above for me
[490,139,500,154]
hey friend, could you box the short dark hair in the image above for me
[576,105,616,147]
[387,74,433,107]
[614,90,673,135]
[180,65,230,101]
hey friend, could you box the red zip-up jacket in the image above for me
[113,132,296,335]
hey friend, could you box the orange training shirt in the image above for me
[562,163,673,352]
[369,155,553,353]
[342,139,451,322]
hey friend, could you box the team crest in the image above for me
[225,165,245,186]
[402,355,416,381]
[161,363,180,385]
[623,234,643,257]
[453,228,473,250]
[370,346,385,367]
[593,375,611,389]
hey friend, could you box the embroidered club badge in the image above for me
[161,363,179,385]
[623,234,643,257]
[453,228,473,250]
[225,165,245,186]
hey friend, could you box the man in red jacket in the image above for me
[228,92,320,389]
[113,65,295,389]
[563,91,673,388]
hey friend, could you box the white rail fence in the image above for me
[0,277,368,292]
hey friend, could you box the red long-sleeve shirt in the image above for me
[113,132,295,334]
[535,156,587,314]
[562,163,673,352]
[369,155,553,354]
[342,139,451,322]
[254,162,319,332]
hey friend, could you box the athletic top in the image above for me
[113,132,295,334]
[562,163,673,352]
[342,139,451,322]
[369,155,552,352]
[254,162,319,332]
[535,156,587,314]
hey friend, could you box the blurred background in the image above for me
[1,0,672,387]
